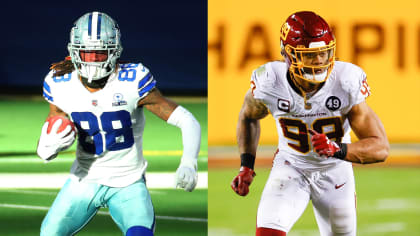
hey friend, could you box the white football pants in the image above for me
[256,157,356,236]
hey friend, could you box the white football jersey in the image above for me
[42,63,156,187]
[251,61,370,170]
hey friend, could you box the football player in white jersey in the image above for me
[36,12,201,236]
[231,11,389,236]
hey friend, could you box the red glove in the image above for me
[309,129,340,157]
[231,166,256,196]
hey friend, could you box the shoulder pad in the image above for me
[116,63,156,99]
[251,62,279,91]
[43,70,71,103]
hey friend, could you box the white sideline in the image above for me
[0,203,207,222]
[0,172,207,189]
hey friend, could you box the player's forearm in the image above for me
[167,106,201,167]
[236,90,268,167]
[344,137,389,164]
[237,116,261,157]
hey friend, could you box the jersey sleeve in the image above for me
[42,70,57,105]
[349,65,370,106]
[250,63,277,102]
[129,63,157,101]
[119,62,157,102]
[137,72,156,100]
[42,70,75,109]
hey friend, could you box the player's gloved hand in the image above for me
[175,159,198,192]
[37,119,76,162]
[231,166,256,196]
[309,129,340,157]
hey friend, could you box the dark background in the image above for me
[0,0,207,96]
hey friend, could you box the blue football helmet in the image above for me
[67,12,123,82]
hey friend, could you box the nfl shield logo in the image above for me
[92,99,98,106]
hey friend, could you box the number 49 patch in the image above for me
[325,96,341,111]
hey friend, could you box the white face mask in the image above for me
[80,64,108,83]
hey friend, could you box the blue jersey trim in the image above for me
[43,91,53,102]
[138,80,156,98]
[43,81,51,93]
[137,73,152,89]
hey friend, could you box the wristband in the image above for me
[240,153,256,170]
[333,143,347,160]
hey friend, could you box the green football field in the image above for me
[208,167,420,236]
[0,97,208,236]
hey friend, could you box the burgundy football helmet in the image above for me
[280,11,336,83]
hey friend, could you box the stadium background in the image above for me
[208,0,420,235]
[0,0,207,235]
[0,1,206,95]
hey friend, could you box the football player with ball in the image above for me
[36,12,201,236]
[231,11,389,236]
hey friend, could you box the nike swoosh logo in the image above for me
[335,183,346,189]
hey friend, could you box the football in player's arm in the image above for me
[231,11,389,236]
[36,12,200,236]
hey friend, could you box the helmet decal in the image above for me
[280,22,291,42]
[87,12,102,40]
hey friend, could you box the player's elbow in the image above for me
[374,150,388,163]
[358,138,389,164]
[374,139,390,163]
[379,146,390,162]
